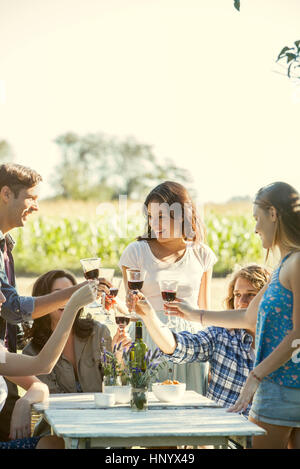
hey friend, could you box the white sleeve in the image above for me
[0,341,6,364]
[0,376,8,412]
[118,241,142,270]
[198,244,218,272]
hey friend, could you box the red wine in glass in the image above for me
[161,290,176,302]
[128,281,144,291]
[115,316,131,326]
[84,268,99,280]
[109,288,119,297]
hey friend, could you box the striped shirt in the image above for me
[163,327,255,414]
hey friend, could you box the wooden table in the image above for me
[32,391,265,449]
[33,390,220,412]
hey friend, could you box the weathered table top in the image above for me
[43,407,263,438]
[42,407,265,448]
[32,391,266,448]
[33,390,221,412]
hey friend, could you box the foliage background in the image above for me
[12,199,264,277]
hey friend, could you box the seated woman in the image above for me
[128,264,270,414]
[22,269,131,436]
[0,280,96,449]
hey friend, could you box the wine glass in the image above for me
[109,277,122,299]
[103,277,122,325]
[127,269,146,318]
[80,257,103,310]
[159,279,178,329]
[114,310,131,336]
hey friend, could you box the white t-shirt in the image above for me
[119,240,217,333]
[0,342,8,413]
[118,240,217,393]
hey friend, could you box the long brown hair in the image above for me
[224,264,270,309]
[254,182,300,257]
[23,269,94,350]
[137,181,206,244]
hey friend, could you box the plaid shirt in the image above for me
[166,327,254,415]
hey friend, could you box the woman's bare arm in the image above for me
[167,282,269,334]
[9,381,49,439]
[0,283,95,377]
[198,269,213,310]
[32,282,87,318]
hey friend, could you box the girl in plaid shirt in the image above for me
[129,265,269,414]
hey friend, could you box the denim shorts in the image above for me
[249,378,300,427]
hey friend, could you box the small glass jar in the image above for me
[103,375,122,387]
[130,386,148,412]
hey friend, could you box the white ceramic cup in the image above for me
[94,392,115,407]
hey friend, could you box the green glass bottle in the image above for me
[130,320,148,372]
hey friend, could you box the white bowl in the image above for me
[94,392,115,407]
[152,382,186,402]
[103,385,131,404]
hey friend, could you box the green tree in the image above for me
[52,132,192,200]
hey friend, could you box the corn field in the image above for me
[11,201,264,276]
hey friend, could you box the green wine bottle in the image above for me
[130,320,148,372]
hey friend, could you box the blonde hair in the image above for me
[224,264,271,309]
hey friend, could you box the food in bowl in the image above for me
[161,379,180,385]
[152,381,186,402]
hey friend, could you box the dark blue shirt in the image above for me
[0,231,34,328]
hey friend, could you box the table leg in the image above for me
[228,436,250,449]
[64,438,79,449]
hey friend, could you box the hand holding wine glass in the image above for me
[162,298,201,323]
[126,269,146,318]
[127,291,154,318]
[159,279,179,329]
[80,257,115,324]
[101,277,122,325]
[80,257,102,309]
[113,310,132,352]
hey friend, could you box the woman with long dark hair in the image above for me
[23,269,112,394]
[119,181,217,394]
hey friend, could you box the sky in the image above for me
[1,0,300,203]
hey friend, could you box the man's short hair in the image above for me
[0,163,42,197]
